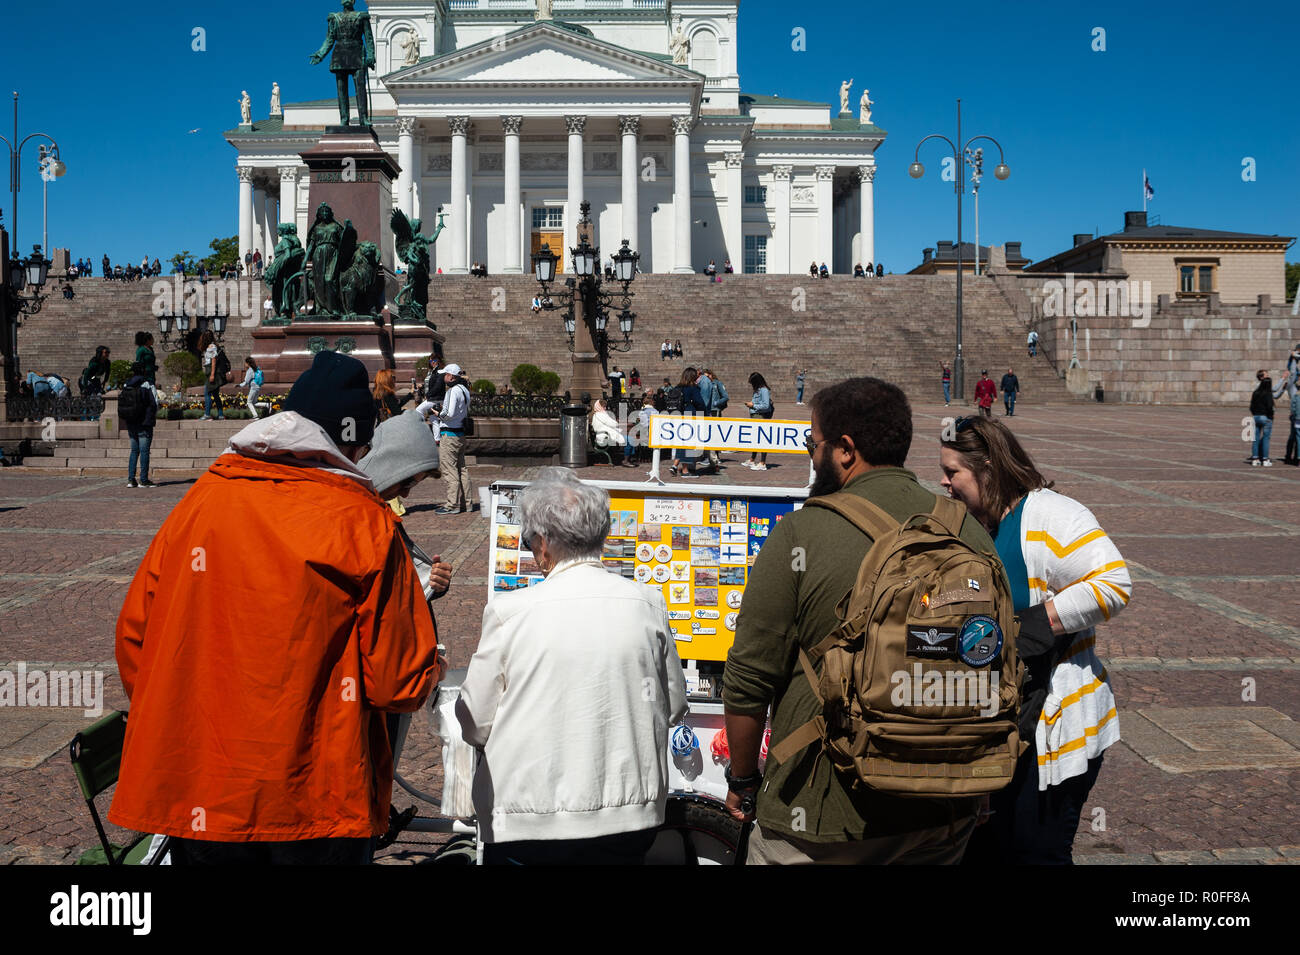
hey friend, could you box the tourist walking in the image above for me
[667,367,707,478]
[239,357,263,419]
[941,416,1130,864]
[133,331,157,386]
[941,363,951,406]
[120,362,160,488]
[1000,366,1020,416]
[743,372,773,471]
[456,469,687,864]
[795,368,806,405]
[424,363,472,513]
[1250,369,1276,466]
[1027,329,1039,357]
[1285,388,1300,467]
[110,350,442,864]
[198,331,225,420]
[974,369,996,418]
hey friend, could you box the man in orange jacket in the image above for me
[110,351,443,864]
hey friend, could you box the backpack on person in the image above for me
[664,386,685,413]
[118,380,148,427]
[768,494,1024,798]
[214,348,233,384]
[253,368,264,388]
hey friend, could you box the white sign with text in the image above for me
[650,415,811,453]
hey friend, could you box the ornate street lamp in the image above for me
[6,244,51,318]
[909,99,1010,401]
[532,243,557,284]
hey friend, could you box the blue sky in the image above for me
[3,0,1297,271]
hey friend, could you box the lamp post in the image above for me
[37,144,66,255]
[532,200,638,399]
[909,99,1009,401]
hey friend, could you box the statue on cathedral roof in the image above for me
[670,24,691,65]
[308,0,376,128]
[535,0,553,21]
[270,82,281,117]
[399,30,421,67]
[839,78,853,115]
[860,88,874,124]
[239,90,251,126]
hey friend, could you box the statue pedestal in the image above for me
[300,127,400,272]
[251,316,443,389]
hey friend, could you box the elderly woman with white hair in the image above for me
[456,468,688,864]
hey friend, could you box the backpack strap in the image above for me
[801,492,900,542]
[767,646,828,766]
[928,495,968,537]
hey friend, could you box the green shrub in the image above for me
[163,350,204,389]
[538,371,561,395]
[510,363,544,394]
[471,379,496,396]
[108,359,133,390]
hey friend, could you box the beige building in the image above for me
[1026,211,1293,304]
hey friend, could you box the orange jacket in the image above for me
[109,444,441,842]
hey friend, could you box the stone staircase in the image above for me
[20,419,245,472]
[24,273,1069,409]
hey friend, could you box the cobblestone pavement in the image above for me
[1,398,1297,864]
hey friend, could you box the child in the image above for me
[239,357,264,419]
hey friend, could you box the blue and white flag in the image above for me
[1143,175,1155,201]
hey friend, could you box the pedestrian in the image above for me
[667,367,706,478]
[263,296,274,321]
[674,339,684,359]
[1285,388,1300,467]
[629,367,641,388]
[1249,369,1275,467]
[133,331,156,386]
[795,368,806,405]
[819,262,829,279]
[865,262,875,277]
[373,368,402,424]
[244,250,253,275]
[119,361,160,488]
[1000,366,1020,416]
[941,416,1130,864]
[853,263,864,278]
[974,369,996,418]
[743,372,773,470]
[252,249,262,277]
[239,356,263,419]
[809,261,818,278]
[456,468,687,864]
[80,346,111,396]
[152,257,161,277]
[198,331,225,420]
[1027,329,1039,357]
[110,350,443,864]
[608,365,625,399]
[696,368,723,471]
[723,377,996,864]
[421,362,472,514]
[941,363,952,407]
[661,339,671,361]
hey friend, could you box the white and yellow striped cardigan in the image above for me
[1019,488,1131,790]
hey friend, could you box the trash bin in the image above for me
[560,402,589,469]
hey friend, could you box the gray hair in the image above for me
[520,467,610,562]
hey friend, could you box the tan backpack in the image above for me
[768,493,1024,797]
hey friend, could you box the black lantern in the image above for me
[572,240,596,278]
[532,243,557,284]
[618,310,635,336]
[612,240,638,283]
[25,246,49,289]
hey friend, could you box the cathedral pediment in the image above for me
[384,21,698,87]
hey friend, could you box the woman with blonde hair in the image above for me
[939,416,1131,864]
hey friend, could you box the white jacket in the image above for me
[1019,488,1131,789]
[456,558,688,843]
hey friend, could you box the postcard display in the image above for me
[487,479,807,799]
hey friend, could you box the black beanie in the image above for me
[284,351,376,448]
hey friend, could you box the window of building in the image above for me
[1176,261,1217,296]
[744,235,767,274]
[532,206,564,230]
[690,29,719,77]
[744,185,767,205]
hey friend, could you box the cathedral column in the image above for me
[671,115,694,274]
[724,151,743,270]
[815,165,835,273]
[448,115,470,274]
[858,164,876,270]
[772,165,791,275]
[262,189,278,262]
[278,166,298,227]
[619,115,639,252]
[252,181,268,261]
[565,115,586,259]
[502,116,523,273]
[237,166,254,266]
[396,117,416,218]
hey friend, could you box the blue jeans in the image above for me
[1252,415,1272,460]
[1005,392,1017,415]
[796,384,805,403]
[204,382,224,418]
[943,381,951,404]
[129,429,152,481]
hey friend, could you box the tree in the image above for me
[510,363,545,394]
[200,236,240,273]
[170,250,197,274]
[1286,262,1299,304]
[163,350,204,390]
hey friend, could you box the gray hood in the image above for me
[224,411,376,490]
[357,409,441,495]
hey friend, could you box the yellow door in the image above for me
[532,231,564,275]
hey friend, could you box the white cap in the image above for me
[439,363,463,376]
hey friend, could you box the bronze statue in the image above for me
[264,223,306,321]
[305,202,347,316]
[309,0,376,128]
[391,208,445,324]
[339,241,383,317]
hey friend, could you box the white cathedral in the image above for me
[226,0,884,276]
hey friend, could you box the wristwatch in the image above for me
[725,768,762,815]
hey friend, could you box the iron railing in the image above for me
[6,394,105,422]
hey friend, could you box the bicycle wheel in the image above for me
[647,792,744,865]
